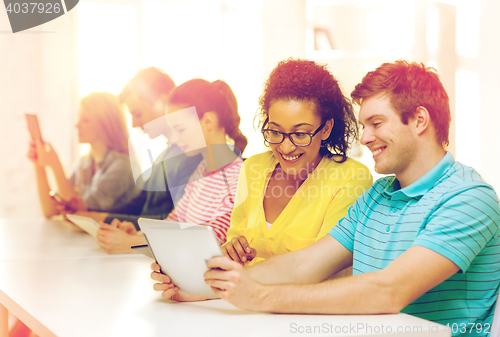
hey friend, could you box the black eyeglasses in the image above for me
[262,121,327,147]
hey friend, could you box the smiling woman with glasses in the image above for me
[262,120,327,146]
[220,58,374,269]
[150,59,374,302]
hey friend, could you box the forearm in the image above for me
[259,245,462,315]
[260,270,401,314]
[247,236,351,285]
[33,165,58,218]
[130,232,147,246]
[115,233,147,253]
[247,250,336,285]
[247,252,310,284]
[50,159,76,200]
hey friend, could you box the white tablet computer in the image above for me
[65,214,101,238]
[137,218,223,297]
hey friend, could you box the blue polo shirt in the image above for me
[329,152,500,336]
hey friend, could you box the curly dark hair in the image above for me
[257,58,358,163]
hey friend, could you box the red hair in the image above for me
[351,60,451,147]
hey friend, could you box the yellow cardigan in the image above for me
[226,151,373,266]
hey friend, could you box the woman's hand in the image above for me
[118,221,137,235]
[67,194,88,211]
[222,236,257,264]
[55,194,87,214]
[54,198,75,215]
[27,141,39,164]
[96,220,144,254]
[150,262,215,302]
[33,140,60,168]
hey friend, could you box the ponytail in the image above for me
[168,79,247,154]
[210,80,248,154]
[228,129,247,156]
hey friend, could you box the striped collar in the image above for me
[383,152,455,199]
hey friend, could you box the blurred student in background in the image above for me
[97,78,247,253]
[163,79,246,244]
[111,67,202,217]
[83,68,203,251]
[27,92,139,218]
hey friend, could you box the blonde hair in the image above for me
[80,92,129,154]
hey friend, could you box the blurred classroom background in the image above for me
[0,0,499,217]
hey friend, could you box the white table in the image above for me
[0,218,450,337]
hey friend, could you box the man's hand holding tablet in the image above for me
[204,256,267,311]
[140,218,227,299]
[151,255,266,309]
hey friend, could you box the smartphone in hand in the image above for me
[25,113,44,143]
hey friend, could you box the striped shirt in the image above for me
[329,152,500,336]
[167,158,243,245]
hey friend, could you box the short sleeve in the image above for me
[328,194,365,253]
[82,155,134,212]
[413,183,500,272]
[318,163,372,239]
[226,161,249,243]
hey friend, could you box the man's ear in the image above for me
[414,106,430,136]
[152,93,170,117]
[321,119,334,141]
[158,93,170,105]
